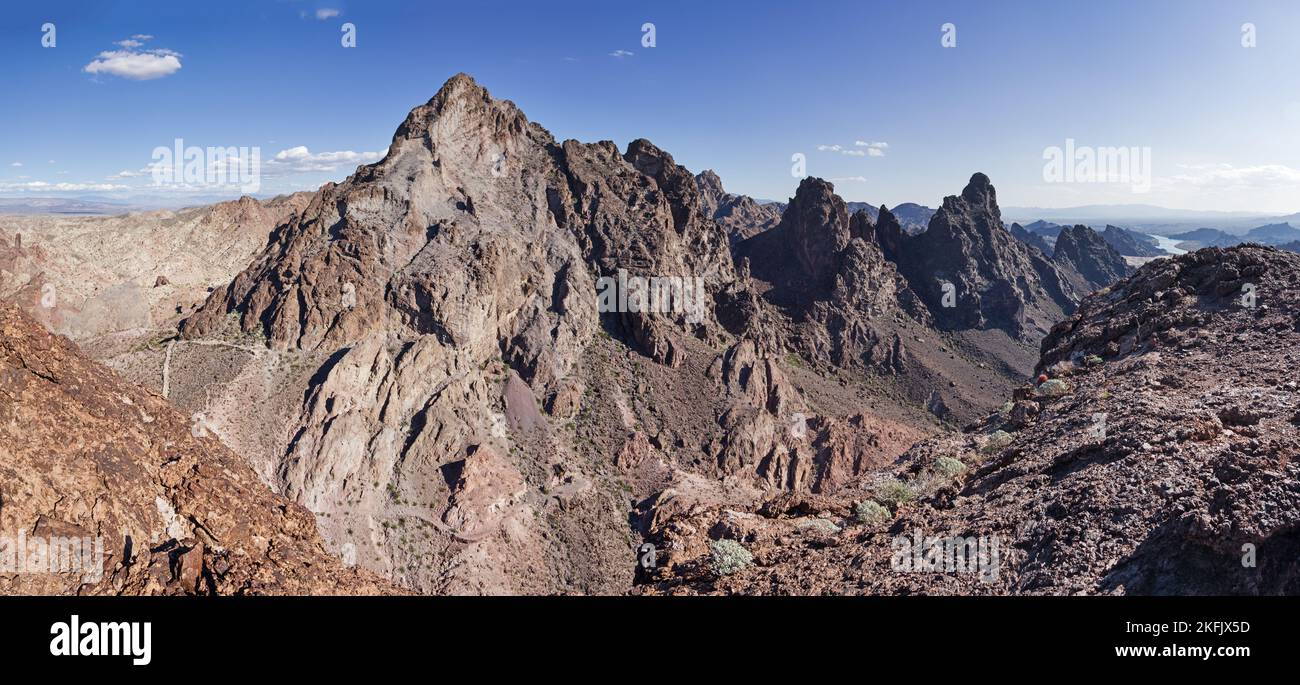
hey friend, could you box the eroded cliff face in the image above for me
[0,302,392,595]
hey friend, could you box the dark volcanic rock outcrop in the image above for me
[1009,221,1054,256]
[1052,224,1132,292]
[1101,224,1165,257]
[737,178,927,370]
[845,202,934,235]
[891,174,1079,340]
[695,170,783,243]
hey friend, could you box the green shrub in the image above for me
[981,430,1014,453]
[874,479,916,509]
[934,456,966,477]
[709,539,754,576]
[1036,378,1070,397]
[854,500,891,526]
[797,518,841,535]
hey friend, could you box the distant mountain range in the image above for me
[1166,222,1300,250]
[0,197,137,215]
[845,202,935,235]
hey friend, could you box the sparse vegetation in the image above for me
[934,456,966,477]
[797,517,841,535]
[1036,378,1070,397]
[982,430,1014,453]
[854,500,891,526]
[709,539,753,576]
[874,479,916,509]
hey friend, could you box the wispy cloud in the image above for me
[10,162,22,167]
[1162,163,1300,189]
[83,35,182,80]
[609,50,634,58]
[855,140,889,157]
[316,8,341,20]
[819,141,888,158]
[267,146,383,173]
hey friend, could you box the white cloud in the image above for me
[609,50,634,58]
[1162,163,1300,189]
[316,8,341,20]
[84,42,183,80]
[132,34,154,41]
[10,162,21,167]
[268,146,383,173]
[853,141,889,157]
[820,141,887,157]
[116,39,143,48]
[828,176,868,183]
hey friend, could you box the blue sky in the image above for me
[1,0,1298,212]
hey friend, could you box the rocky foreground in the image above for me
[0,302,392,594]
[638,246,1300,595]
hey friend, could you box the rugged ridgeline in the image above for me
[1102,224,1166,257]
[641,246,1300,595]
[845,202,935,235]
[0,194,310,357]
[888,173,1081,340]
[736,177,928,372]
[0,303,392,595]
[169,74,946,593]
[1051,224,1133,292]
[695,169,783,244]
[1009,222,1054,256]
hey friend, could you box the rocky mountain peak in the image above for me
[893,173,1078,338]
[960,171,996,207]
[695,169,725,200]
[781,177,852,281]
[1052,224,1132,291]
[873,204,904,261]
[694,169,782,244]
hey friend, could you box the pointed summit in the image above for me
[389,72,540,153]
[892,173,1078,338]
[959,172,998,212]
